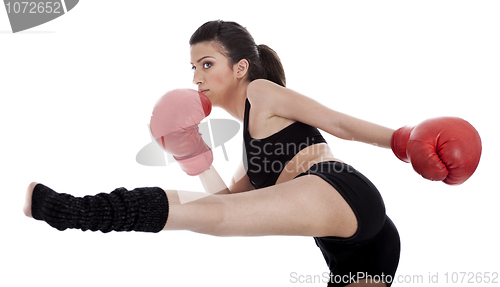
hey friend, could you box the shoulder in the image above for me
[247,79,278,95]
[247,79,307,121]
[246,79,344,138]
[246,79,283,112]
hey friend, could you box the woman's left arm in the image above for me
[247,79,395,149]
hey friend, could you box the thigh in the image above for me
[213,174,357,237]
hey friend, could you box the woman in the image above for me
[25,20,401,286]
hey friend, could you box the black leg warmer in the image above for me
[31,183,169,233]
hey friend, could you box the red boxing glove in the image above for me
[150,89,213,176]
[391,117,482,185]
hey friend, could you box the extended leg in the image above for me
[27,182,169,233]
[164,174,357,238]
[26,174,356,238]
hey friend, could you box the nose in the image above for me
[192,70,203,86]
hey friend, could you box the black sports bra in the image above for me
[243,99,327,189]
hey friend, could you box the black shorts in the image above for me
[295,161,401,286]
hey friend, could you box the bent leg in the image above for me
[164,174,357,238]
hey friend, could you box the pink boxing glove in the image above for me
[150,89,213,176]
[391,117,482,185]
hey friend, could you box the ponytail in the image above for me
[258,44,286,87]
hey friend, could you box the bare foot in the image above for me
[24,182,38,218]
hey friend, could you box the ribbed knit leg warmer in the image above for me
[31,183,169,233]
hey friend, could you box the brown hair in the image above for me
[189,20,286,87]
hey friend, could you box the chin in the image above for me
[205,93,218,107]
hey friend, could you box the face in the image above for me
[190,41,238,106]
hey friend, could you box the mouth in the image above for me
[198,89,209,94]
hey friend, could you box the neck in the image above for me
[218,80,250,123]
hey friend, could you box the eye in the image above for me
[203,62,213,69]
[191,66,196,72]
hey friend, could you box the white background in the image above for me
[1,1,499,286]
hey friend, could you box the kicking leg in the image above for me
[164,174,357,238]
[25,182,169,233]
[25,174,356,237]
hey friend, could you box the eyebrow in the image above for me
[190,56,214,65]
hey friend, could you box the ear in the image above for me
[234,59,249,79]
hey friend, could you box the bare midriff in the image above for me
[275,143,343,185]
